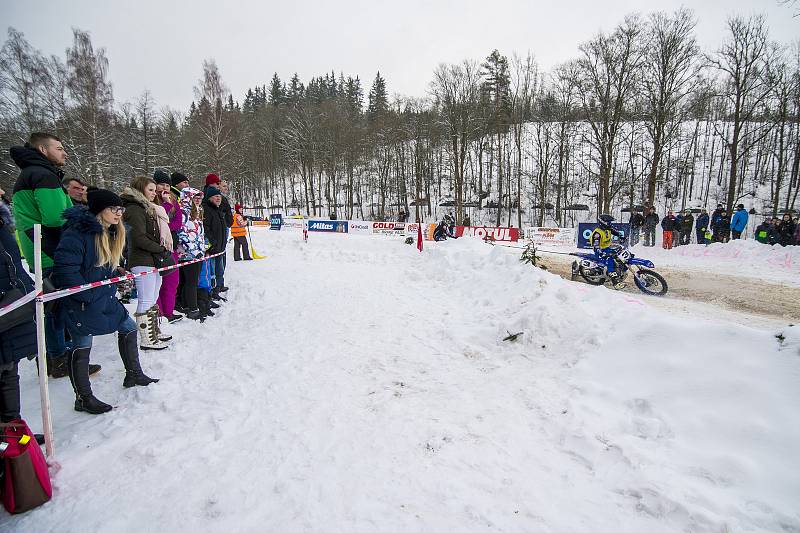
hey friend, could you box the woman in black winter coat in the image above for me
[778,214,796,246]
[0,235,36,423]
[52,189,158,415]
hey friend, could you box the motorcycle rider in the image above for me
[590,214,626,289]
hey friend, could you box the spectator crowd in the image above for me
[629,203,799,249]
[1,133,253,423]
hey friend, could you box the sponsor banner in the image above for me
[348,220,372,234]
[455,226,521,242]
[252,220,271,226]
[524,227,576,247]
[281,219,305,230]
[577,222,630,249]
[307,220,349,233]
[372,221,407,236]
[269,213,283,230]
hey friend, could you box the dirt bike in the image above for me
[570,243,668,296]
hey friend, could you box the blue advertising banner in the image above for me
[307,220,349,233]
[577,222,630,249]
[269,213,283,230]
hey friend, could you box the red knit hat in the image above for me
[235,203,242,212]
[205,173,220,185]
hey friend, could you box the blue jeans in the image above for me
[68,316,137,350]
[214,254,225,289]
[42,267,68,357]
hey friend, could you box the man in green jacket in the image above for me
[9,132,84,379]
[10,132,73,271]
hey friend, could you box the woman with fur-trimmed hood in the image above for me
[52,189,158,415]
[121,176,173,350]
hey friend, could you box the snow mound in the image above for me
[633,239,800,286]
[4,229,798,532]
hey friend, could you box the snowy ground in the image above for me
[4,228,799,532]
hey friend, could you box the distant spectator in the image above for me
[778,214,795,246]
[203,186,227,302]
[768,218,782,245]
[711,203,724,229]
[661,211,677,249]
[696,209,710,245]
[794,218,800,245]
[462,214,471,227]
[678,209,694,245]
[629,210,644,245]
[63,176,88,206]
[231,204,252,261]
[713,210,731,243]
[754,219,771,244]
[398,210,409,223]
[730,204,748,240]
[10,132,73,378]
[643,207,659,247]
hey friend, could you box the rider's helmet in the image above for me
[597,214,615,229]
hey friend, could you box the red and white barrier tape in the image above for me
[41,251,224,303]
[0,252,225,318]
[0,288,39,317]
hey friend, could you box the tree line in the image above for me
[1,9,798,227]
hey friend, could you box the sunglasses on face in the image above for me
[109,206,126,215]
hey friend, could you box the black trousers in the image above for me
[0,361,20,422]
[233,236,252,261]
[731,230,742,240]
[180,262,202,311]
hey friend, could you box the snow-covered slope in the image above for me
[5,229,798,532]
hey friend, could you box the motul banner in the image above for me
[455,226,520,242]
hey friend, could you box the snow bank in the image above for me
[4,229,798,532]
[632,239,800,286]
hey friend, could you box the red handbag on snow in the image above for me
[0,419,52,513]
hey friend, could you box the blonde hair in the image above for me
[94,214,127,268]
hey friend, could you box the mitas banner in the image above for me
[455,226,521,242]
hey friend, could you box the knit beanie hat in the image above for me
[234,203,242,212]
[171,172,189,187]
[153,169,170,185]
[205,186,222,198]
[205,173,220,186]
[88,188,124,215]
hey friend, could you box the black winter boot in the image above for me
[118,330,159,388]
[67,347,112,414]
[46,353,69,379]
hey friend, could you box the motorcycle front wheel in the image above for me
[633,268,668,296]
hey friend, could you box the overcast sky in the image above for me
[3,0,799,111]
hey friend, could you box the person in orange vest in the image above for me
[231,204,252,261]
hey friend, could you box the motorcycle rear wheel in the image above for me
[579,266,606,285]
